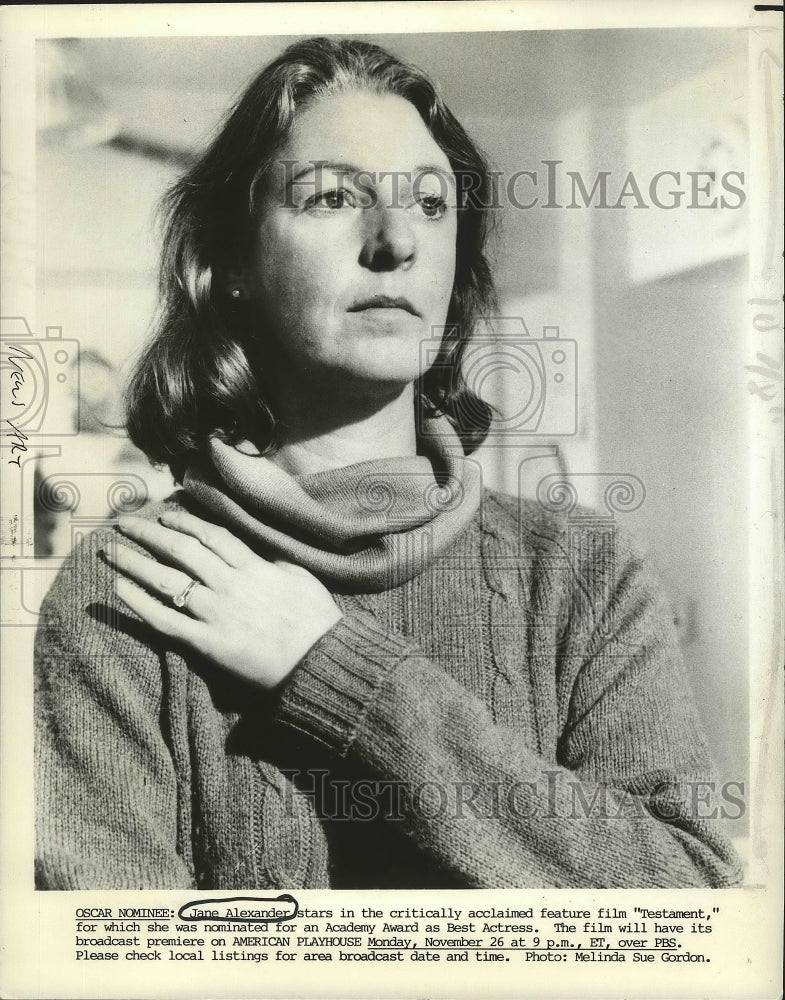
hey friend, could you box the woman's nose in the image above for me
[359,204,416,271]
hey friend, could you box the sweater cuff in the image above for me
[274,612,414,755]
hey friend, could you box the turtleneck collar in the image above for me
[182,415,482,592]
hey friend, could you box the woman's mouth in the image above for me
[348,295,420,316]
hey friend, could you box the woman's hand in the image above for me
[103,509,343,690]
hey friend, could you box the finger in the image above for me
[103,538,208,617]
[115,575,206,645]
[157,509,255,569]
[116,514,229,585]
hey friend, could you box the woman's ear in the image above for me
[214,262,248,301]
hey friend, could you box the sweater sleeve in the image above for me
[273,526,743,889]
[35,528,195,890]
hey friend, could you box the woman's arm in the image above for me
[105,507,742,888]
[35,530,195,889]
[272,531,743,889]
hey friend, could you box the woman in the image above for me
[35,37,741,890]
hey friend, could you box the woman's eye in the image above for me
[416,195,448,220]
[305,188,356,211]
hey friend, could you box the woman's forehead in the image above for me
[276,89,452,177]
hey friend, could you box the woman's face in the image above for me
[243,88,457,396]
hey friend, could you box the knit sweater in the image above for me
[34,423,742,890]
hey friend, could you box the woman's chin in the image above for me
[331,363,421,396]
[322,346,425,391]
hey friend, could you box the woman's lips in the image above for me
[347,295,420,316]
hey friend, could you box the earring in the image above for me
[231,288,241,299]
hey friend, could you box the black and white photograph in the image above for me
[1,3,782,998]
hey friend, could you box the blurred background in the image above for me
[30,30,749,805]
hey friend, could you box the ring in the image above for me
[172,578,198,610]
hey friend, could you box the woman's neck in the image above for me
[267,381,418,476]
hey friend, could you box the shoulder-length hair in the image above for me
[125,36,497,480]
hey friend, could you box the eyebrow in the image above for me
[284,161,457,190]
[413,165,457,189]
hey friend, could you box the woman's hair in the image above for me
[125,36,497,479]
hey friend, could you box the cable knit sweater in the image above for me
[34,422,742,890]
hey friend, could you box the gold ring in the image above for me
[172,578,198,609]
